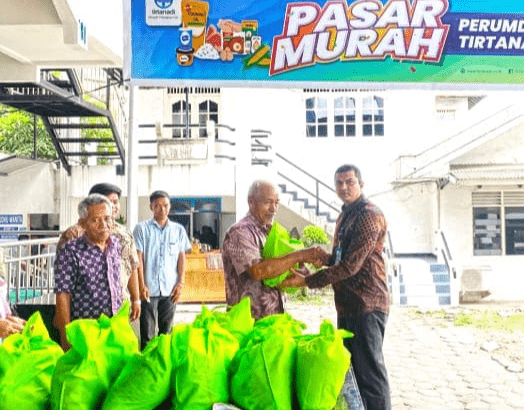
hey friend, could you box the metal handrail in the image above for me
[275,153,339,219]
[1,237,59,305]
[438,230,457,279]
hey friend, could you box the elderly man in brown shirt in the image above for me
[221,180,325,320]
[283,164,391,410]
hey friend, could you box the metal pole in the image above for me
[316,181,319,217]
[33,114,37,159]
[184,87,189,139]
[127,85,139,230]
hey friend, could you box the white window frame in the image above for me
[472,191,524,256]
[167,88,221,139]
[303,90,385,138]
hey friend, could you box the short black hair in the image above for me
[334,164,363,183]
[150,190,170,203]
[89,183,122,198]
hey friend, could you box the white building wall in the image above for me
[441,185,524,301]
[0,164,57,215]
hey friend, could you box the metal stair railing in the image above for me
[275,152,340,223]
[40,68,126,173]
[396,100,524,179]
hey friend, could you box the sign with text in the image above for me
[126,0,524,87]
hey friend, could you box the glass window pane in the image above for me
[346,114,355,122]
[318,125,328,137]
[306,98,314,109]
[172,101,182,112]
[347,124,356,136]
[199,114,207,124]
[363,114,372,122]
[209,101,218,112]
[346,97,355,109]
[334,97,343,108]
[318,110,328,122]
[505,206,524,255]
[306,125,316,137]
[375,124,384,136]
[335,125,344,136]
[363,124,372,136]
[318,98,328,109]
[473,207,502,255]
[374,96,384,108]
[199,100,208,111]
[363,97,372,109]
[306,110,316,123]
[334,114,344,123]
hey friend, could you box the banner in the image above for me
[126,0,524,87]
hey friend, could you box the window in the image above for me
[304,90,385,138]
[334,97,356,137]
[473,191,524,256]
[171,101,191,138]
[362,96,384,137]
[306,96,328,137]
[167,88,221,139]
[198,100,219,138]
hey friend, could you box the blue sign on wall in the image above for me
[0,214,23,225]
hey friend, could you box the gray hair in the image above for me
[247,180,278,200]
[78,194,112,219]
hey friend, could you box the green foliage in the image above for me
[0,104,57,159]
[301,225,330,247]
[81,96,114,166]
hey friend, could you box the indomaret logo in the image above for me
[270,0,450,76]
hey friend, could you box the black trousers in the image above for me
[338,311,391,410]
[139,296,176,350]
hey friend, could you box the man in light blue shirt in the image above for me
[133,190,191,350]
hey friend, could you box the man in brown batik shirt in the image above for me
[282,164,391,410]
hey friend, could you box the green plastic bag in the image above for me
[0,311,63,410]
[251,312,306,340]
[295,320,353,410]
[230,331,297,410]
[50,301,139,410]
[262,222,304,292]
[171,316,240,410]
[101,333,172,410]
[193,297,254,347]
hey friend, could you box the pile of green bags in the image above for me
[0,311,63,410]
[50,301,139,410]
[0,296,353,410]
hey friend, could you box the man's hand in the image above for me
[279,268,307,288]
[129,301,141,322]
[301,246,330,267]
[170,282,184,303]
[0,315,25,339]
[140,285,150,302]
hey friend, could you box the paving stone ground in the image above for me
[173,296,524,410]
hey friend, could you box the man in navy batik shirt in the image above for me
[54,194,122,351]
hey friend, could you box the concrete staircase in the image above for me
[390,256,452,307]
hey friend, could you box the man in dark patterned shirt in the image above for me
[54,194,123,351]
[282,164,391,410]
[221,180,325,320]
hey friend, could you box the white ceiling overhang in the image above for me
[0,154,55,177]
[0,0,121,83]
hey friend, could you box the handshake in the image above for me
[279,246,330,289]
